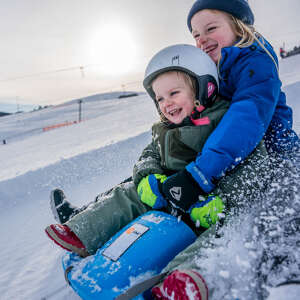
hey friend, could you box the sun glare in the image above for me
[88,24,138,76]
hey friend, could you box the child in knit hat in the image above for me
[151,1,300,299]
[157,0,300,229]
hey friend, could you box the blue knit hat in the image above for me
[187,0,254,32]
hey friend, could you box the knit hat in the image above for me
[187,0,254,32]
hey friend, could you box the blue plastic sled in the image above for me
[62,210,197,299]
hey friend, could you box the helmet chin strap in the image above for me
[190,101,210,126]
[193,99,205,114]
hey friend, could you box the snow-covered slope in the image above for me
[0,93,158,300]
[0,55,299,300]
[0,94,157,182]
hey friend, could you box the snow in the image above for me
[0,55,300,300]
[267,284,300,300]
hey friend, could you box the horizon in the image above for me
[0,102,38,114]
[0,90,146,114]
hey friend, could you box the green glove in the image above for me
[190,195,224,228]
[137,174,167,209]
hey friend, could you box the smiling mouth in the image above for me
[204,45,217,55]
[168,108,182,116]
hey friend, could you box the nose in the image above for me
[160,97,172,109]
[165,97,171,103]
[195,35,207,50]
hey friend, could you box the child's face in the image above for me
[191,9,237,64]
[152,71,195,124]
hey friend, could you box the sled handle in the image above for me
[64,266,74,286]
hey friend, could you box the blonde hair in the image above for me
[151,70,197,124]
[219,12,278,73]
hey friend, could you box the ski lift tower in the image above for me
[78,99,82,122]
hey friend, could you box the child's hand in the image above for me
[161,169,206,212]
[189,195,224,228]
[137,174,168,209]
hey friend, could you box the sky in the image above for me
[0,0,300,107]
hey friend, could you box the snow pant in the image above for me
[66,181,151,254]
[66,141,269,256]
[160,149,300,300]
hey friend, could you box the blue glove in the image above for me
[189,195,224,228]
[137,174,168,209]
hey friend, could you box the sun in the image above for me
[88,24,138,76]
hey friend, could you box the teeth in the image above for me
[169,109,178,116]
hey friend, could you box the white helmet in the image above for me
[143,44,219,108]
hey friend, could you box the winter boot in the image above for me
[45,224,89,258]
[50,189,80,224]
[151,269,208,300]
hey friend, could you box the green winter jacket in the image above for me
[133,99,230,185]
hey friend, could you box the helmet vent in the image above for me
[171,55,180,65]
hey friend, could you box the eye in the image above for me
[170,91,179,96]
[207,26,217,32]
[156,97,163,103]
[193,33,200,39]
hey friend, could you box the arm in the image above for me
[133,122,169,188]
[133,139,165,187]
[188,53,281,192]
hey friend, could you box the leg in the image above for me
[50,189,81,224]
[152,226,216,300]
[65,181,150,255]
[50,177,133,223]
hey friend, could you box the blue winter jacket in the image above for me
[186,39,300,193]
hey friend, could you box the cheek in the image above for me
[185,99,195,114]
[211,29,234,48]
[220,29,236,47]
[195,39,201,48]
[211,32,225,46]
[158,102,164,111]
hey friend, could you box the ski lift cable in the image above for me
[0,63,108,82]
[0,66,84,82]
[0,53,151,83]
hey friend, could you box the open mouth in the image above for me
[168,108,182,117]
